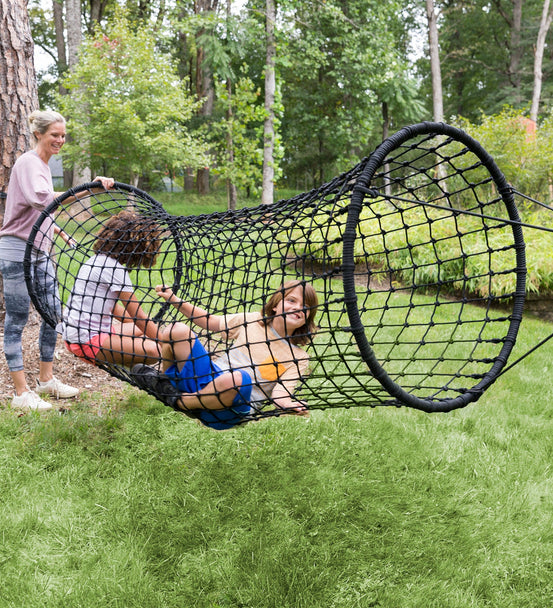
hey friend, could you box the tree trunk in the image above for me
[531,0,553,121]
[382,101,389,141]
[65,0,80,71]
[194,0,218,195]
[53,0,67,93]
[509,0,523,102]
[0,0,37,190]
[225,0,236,210]
[89,0,103,29]
[226,78,237,210]
[426,0,449,195]
[0,0,39,309]
[66,0,91,186]
[382,101,391,198]
[261,0,276,205]
[53,0,73,188]
[184,168,195,190]
[426,0,444,122]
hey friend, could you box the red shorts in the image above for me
[65,332,111,364]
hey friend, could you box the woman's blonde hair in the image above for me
[262,280,319,346]
[28,110,66,140]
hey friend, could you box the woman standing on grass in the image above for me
[0,109,114,411]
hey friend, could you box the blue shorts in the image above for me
[164,337,252,430]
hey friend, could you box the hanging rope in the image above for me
[25,121,543,426]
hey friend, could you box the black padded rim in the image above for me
[23,181,183,327]
[343,122,527,412]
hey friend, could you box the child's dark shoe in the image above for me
[130,364,182,411]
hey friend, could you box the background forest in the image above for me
[3,5,553,605]
[26,0,553,206]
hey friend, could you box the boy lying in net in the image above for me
[131,280,319,429]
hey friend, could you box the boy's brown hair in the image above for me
[93,211,161,269]
[262,280,319,346]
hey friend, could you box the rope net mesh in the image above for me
[25,122,527,425]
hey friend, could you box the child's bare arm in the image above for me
[269,351,310,415]
[271,384,309,416]
[154,285,223,332]
[118,290,159,339]
[112,302,133,323]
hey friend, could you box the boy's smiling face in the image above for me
[273,285,307,333]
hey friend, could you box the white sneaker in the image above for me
[12,391,53,411]
[36,376,79,399]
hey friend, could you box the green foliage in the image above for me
[59,10,208,183]
[149,188,553,299]
[277,0,420,187]
[2,310,553,606]
[169,5,283,194]
[455,108,553,205]
[206,69,284,196]
[292,197,553,297]
[29,0,553,194]
[431,0,547,121]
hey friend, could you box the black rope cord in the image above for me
[24,122,545,426]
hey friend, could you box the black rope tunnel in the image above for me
[24,121,549,427]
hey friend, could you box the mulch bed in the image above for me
[0,307,127,406]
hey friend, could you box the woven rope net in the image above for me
[25,122,527,425]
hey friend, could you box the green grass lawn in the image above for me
[3,190,553,607]
[153,187,302,216]
[1,309,553,607]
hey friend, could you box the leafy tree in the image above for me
[33,0,553,199]
[276,0,420,188]
[29,0,166,109]
[59,11,207,186]
[425,0,550,121]
[208,70,282,198]
[171,2,282,199]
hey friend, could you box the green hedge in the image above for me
[291,200,553,298]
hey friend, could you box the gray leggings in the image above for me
[0,258,60,372]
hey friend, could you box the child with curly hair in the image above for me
[61,210,164,367]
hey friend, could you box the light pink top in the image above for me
[0,150,55,245]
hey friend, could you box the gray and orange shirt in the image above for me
[212,311,309,404]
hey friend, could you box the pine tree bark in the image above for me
[0,0,39,309]
[0,0,38,192]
